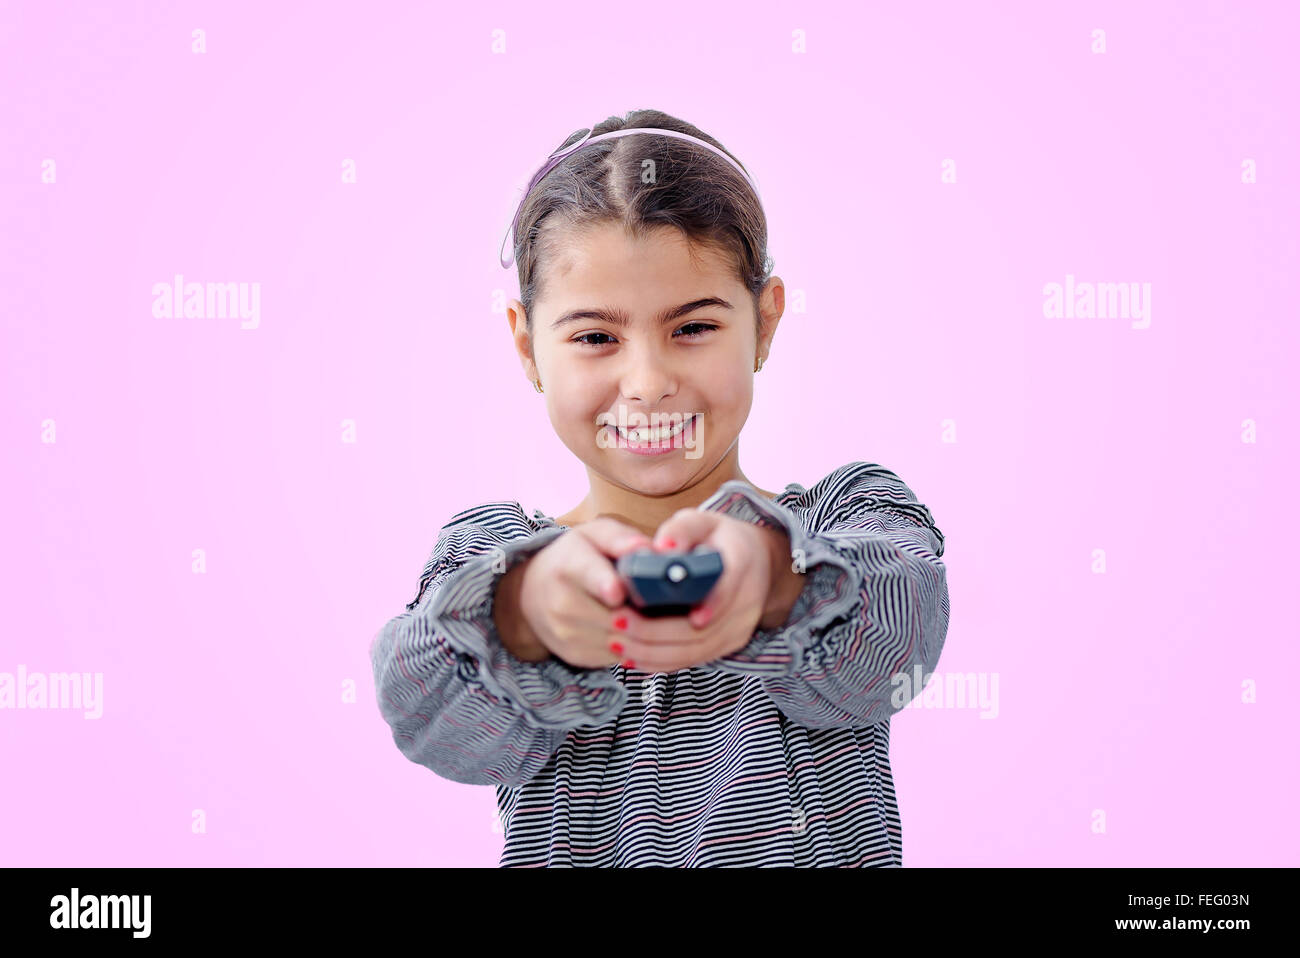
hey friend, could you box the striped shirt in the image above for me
[370,461,950,866]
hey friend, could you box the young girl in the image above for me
[370,109,950,867]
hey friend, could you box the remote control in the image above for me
[616,546,724,618]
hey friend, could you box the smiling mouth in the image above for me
[612,414,699,444]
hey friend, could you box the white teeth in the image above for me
[617,415,696,443]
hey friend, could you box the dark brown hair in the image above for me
[509,108,773,334]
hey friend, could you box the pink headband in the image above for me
[499,126,764,269]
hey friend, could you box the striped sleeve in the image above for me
[696,462,950,728]
[369,503,628,786]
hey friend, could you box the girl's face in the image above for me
[509,221,782,500]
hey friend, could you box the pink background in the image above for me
[2,1,1296,866]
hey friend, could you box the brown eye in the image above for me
[675,322,718,339]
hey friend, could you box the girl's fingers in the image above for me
[570,523,652,607]
[577,518,653,560]
[613,592,719,634]
[691,557,743,629]
[645,512,729,630]
[593,559,631,607]
[621,652,688,674]
[610,622,696,673]
[652,509,718,552]
[609,605,708,647]
[688,595,716,629]
[613,628,729,674]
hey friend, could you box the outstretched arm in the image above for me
[697,462,950,728]
[370,507,627,786]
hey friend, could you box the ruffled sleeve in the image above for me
[370,503,628,786]
[696,462,950,728]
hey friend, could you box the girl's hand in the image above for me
[516,517,653,669]
[608,511,775,673]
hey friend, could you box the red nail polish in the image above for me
[622,659,635,669]
[609,641,624,655]
[613,615,628,631]
[663,538,676,549]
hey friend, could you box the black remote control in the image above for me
[616,547,724,617]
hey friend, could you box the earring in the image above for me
[754,357,764,373]
[533,379,544,394]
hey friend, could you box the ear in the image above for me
[756,277,785,360]
[506,299,538,379]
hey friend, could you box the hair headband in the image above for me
[498,126,763,269]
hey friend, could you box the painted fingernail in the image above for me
[694,606,713,627]
[622,659,636,669]
[613,615,628,631]
[661,538,677,550]
[608,640,624,655]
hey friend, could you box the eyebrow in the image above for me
[549,296,735,331]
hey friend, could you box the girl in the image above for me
[370,109,950,867]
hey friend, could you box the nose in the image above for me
[619,344,678,404]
